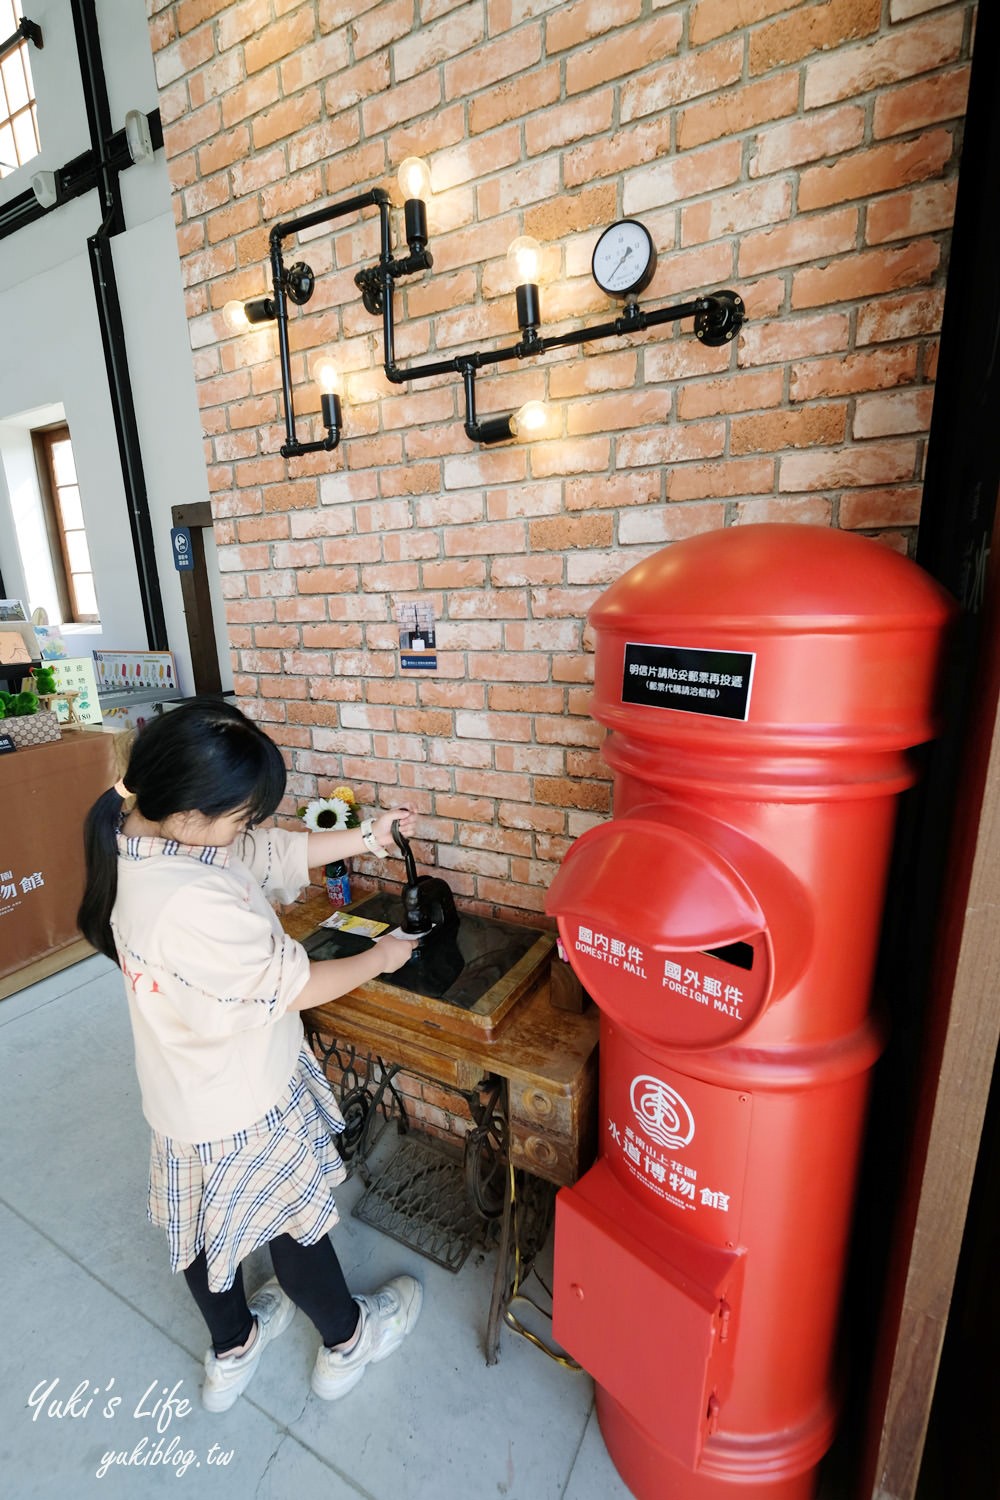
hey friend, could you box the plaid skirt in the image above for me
[147,1045,348,1292]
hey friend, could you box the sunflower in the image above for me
[297,795,360,832]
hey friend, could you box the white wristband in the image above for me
[360,818,391,858]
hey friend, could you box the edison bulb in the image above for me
[222,299,250,334]
[397,156,431,202]
[312,357,341,395]
[507,236,541,286]
[511,400,549,437]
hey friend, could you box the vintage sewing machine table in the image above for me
[282,890,599,1363]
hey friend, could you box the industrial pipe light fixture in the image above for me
[224,157,746,455]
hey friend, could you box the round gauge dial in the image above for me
[591,220,657,299]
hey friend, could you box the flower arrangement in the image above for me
[297,785,361,833]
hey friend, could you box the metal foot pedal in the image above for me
[352,1133,489,1272]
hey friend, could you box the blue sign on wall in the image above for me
[171,526,194,571]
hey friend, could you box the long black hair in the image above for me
[78,698,286,961]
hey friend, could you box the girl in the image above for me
[79,698,423,1413]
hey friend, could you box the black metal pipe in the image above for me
[0,16,42,64]
[72,0,165,647]
[88,225,167,648]
[71,0,122,234]
[269,187,389,246]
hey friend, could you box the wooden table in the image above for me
[282,891,600,1360]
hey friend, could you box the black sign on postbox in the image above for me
[622,641,756,721]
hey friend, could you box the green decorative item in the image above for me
[10,691,39,717]
[32,666,57,694]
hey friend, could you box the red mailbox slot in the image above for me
[546,525,954,1500]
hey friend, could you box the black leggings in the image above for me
[183,1234,360,1355]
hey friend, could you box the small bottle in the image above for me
[325,860,351,906]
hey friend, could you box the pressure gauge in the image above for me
[591,219,657,299]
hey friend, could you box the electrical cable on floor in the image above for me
[502,1161,581,1369]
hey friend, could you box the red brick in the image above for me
[866,181,958,246]
[361,71,441,136]
[525,91,615,157]
[791,240,940,308]
[798,129,954,211]
[188,52,245,109]
[738,312,851,368]
[393,6,485,80]
[803,13,965,109]
[681,179,792,247]
[352,0,413,59]
[620,507,722,549]
[162,101,222,158]
[617,421,726,469]
[217,0,271,50]
[856,288,945,345]
[566,14,684,96]
[679,71,800,152]
[750,104,866,179]
[154,25,215,90]
[690,0,807,47]
[468,64,560,134]
[731,403,847,455]
[546,0,642,54]
[790,346,919,400]
[567,390,672,437]
[839,485,923,529]
[666,459,775,502]
[622,38,742,123]
[749,0,880,75]
[247,14,326,77]
[731,496,834,527]
[678,370,785,421]
[779,440,918,491]
[872,65,971,138]
[852,388,934,438]
[738,208,858,278]
[625,140,743,216]
[444,25,542,97]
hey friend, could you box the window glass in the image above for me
[32,426,100,624]
[0,0,39,178]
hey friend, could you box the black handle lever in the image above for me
[391,818,419,886]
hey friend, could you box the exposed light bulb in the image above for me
[312,357,341,395]
[222,299,250,334]
[397,156,431,202]
[510,400,549,438]
[507,236,541,286]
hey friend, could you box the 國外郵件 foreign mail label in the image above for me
[319,911,390,938]
[621,642,756,722]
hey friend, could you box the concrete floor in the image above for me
[0,954,634,1500]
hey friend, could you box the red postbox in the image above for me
[546,524,954,1500]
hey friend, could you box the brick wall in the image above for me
[147,0,976,926]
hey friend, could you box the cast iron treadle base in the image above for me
[353,1134,492,1272]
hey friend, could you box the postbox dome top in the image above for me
[590,524,954,634]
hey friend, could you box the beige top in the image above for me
[111,825,312,1143]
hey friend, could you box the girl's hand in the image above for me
[377,934,419,973]
[373,807,416,846]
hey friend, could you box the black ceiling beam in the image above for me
[0,110,161,240]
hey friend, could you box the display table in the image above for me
[0,730,119,999]
[282,890,600,1359]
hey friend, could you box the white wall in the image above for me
[0,0,231,694]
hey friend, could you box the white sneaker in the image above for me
[201,1279,295,1413]
[311,1275,423,1401]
